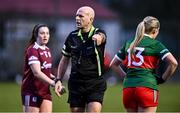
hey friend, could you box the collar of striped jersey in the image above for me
[34,42,46,50]
[77,26,95,41]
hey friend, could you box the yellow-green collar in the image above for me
[78,26,95,41]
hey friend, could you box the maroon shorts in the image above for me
[123,87,159,109]
[21,94,52,107]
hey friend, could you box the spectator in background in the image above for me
[55,6,107,113]
[21,24,55,113]
[110,16,178,113]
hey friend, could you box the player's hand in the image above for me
[92,33,104,46]
[155,76,165,85]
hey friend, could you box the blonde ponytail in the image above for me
[129,21,145,57]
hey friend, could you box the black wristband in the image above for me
[55,78,62,84]
[155,76,165,84]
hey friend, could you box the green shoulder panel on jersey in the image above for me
[138,36,169,57]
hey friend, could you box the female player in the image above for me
[21,24,55,113]
[110,16,178,113]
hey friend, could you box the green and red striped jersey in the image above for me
[116,35,170,90]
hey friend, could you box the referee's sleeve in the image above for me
[62,35,71,57]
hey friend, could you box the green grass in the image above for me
[0,82,180,112]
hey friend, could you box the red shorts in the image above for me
[123,87,159,109]
[21,94,52,107]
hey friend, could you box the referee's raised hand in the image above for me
[92,33,106,46]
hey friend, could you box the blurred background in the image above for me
[0,0,179,112]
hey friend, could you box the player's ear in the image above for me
[152,28,157,34]
[90,17,94,22]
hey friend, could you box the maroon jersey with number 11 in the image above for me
[21,42,52,97]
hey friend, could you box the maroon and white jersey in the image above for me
[21,42,52,97]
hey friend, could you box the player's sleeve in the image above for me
[115,43,126,62]
[156,41,171,60]
[27,48,40,65]
[62,34,71,57]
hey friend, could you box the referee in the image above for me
[55,6,107,113]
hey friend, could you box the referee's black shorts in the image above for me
[67,77,107,108]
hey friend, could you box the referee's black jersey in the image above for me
[62,26,106,80]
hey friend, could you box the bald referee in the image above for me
[55,6,107,113]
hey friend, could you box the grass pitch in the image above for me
[0,82,180,112]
